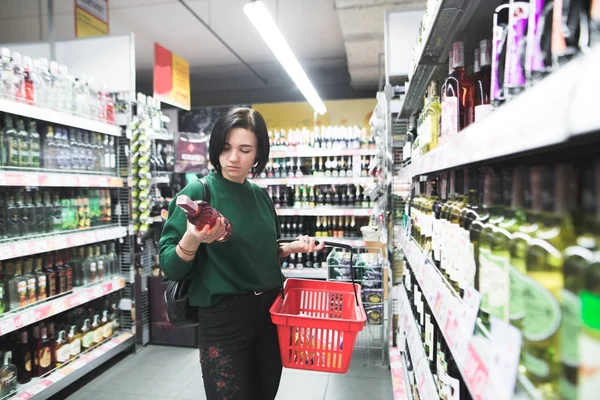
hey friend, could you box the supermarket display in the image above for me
[0,47,115,123]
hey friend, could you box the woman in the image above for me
[159,108,324,400]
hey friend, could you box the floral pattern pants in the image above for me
[197,288,283,400]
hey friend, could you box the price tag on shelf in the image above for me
[20,310,37,327]
[51,299,67,315]
[24,174,38,187]
[69,233,85,247]
[0,318,17,335]
[93,285,103,298]
[489,318,522,400]
[46,372,65,383]
[88,176,100,187]
[63,175,76,186]
[459,286,481,342]
[78,291,90,304]
[35,238,49,254]
[0,244,13,260]
[26,383,47,395]
[14,242,30,257]
[0,173,5,186]
[54,236,68,250]
[463,343,489,400]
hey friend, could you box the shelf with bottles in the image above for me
[8,331,133,400]
[0,170,123,188]
[268,125,376,152]
[395,284,439,400]
[258,155,376,181]
[0,112,120,175]
[270,148,378,159]
[279,215,369,241]
[0,187,117,244]
[0,47,118,130]
[0,275,124,337]
[276,208,372,217]
[252,176,372,187]
[389,311,411,400]
[0,296,126,398]
[269,184,374,210]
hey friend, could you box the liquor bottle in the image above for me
[27,120,41,168]
[15,118,29,167]
[3,114,19,167]
[560,161,599,399]
[23,258,37,305]
[24,190,37,235]
[523,164,576,396]
[41,190,53,233]
[82,246,97,285]
[441,42,475,141]
[53,252,68,294]
[63,250,73,290]
[0,351,18,397]
[478,169,507,325]
[508,167,534,330]
[15,189,29,237]
[43,253,57,298]
[474,40,493,122]
[7,259,27,311]
[68,324,82,359]
[102,310,113,339]
[448,174,467,294]
[32,257,47,303]
[95,246,104,281]
[92,314,104,344]
[81,319,95,350]
[54,330,70,367]
[51,192,62,232]
[36,326,53,376]
[15,331,32,384]
[176,195,233,241]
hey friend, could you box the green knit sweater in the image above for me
[158,172,281,307]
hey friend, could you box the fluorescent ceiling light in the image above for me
[244,1,327,115]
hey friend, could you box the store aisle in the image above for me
[58,345,393,400]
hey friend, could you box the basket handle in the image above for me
[277,239,359,307]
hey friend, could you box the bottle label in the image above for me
[481,252,509,320]
[505,3,529,89]
[98,261,104,280]
[104,323,113,339]
[30,143,40,167]
[83,332,94,348]
[441,97,459,140]
[18,280,27,308]
[443,373,460,400]
[94,328,104,343]
[508,265,528,321]
[25,351,32,372]
[523,351,550,378]
[56,345,71,363]
[38,275,47,300]
[70,338,82,356]
[560,289,580,367]
[452,41,465,69]
[19,138,30,167]
[578,332,600,398]
[38,346,52,368]
[9,137,19,166]
[27,277,37,304]
[523,276,561,341]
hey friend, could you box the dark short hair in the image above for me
[209,108,270,178]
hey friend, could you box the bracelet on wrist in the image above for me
[178,243,196,256]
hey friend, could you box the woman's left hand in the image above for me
[291,235,325,254]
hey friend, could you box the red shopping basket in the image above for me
[270,240,367,374]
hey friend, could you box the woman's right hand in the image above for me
[185,217,227,245]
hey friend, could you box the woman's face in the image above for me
[219,127,258,183]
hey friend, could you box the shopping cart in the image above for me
[269,240,367,374]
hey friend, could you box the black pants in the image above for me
[197,288,283,400]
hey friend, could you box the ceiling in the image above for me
[0,0,424,107]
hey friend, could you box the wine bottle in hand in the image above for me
[176,195,233,242]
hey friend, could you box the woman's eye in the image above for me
[241,150,250,154]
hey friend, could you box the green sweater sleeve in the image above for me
[158,181,205,281]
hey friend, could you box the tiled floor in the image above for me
[51,344,393,400]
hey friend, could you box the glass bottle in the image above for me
[560,161,600,399]
[441,42,475,141]
[16,118,30,168]
[82,246,97,285]
[68,325,81,358]
[92,314,103,345]
[54,330,70,368]
[3,115,19,167]
[36,326,53,376]
[22,257,37,306]
[473,39,493,122]
[0,351,18,397]
[33,256,47,302]
[43,253,57,298]
[81,319,94,350]
[102,310,113,339]
[8,259,27,310]
[16,331,33,384]
[53,252,67,294]
[523,164,576,396]
[28,120,40,169]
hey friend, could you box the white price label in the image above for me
[21,311,36,326]
[0,318,17,335]
[27,383,47,395]
[14,242,30,257]
[46,372,65,383]
[78,292,90,304]
[79,176,90,187]
[93,286,103,298]
[35,239,49,254]
[489,318,522,400]
[0,245,12,260]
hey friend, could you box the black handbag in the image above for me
[163,178,211,328]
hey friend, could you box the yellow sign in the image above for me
[153,43,191,111]
[75,0,109,38]
[252,98,376,130]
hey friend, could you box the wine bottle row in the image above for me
[402,263,470,399]
[281,248,332,270]
[407,159,600,398]
[0,295,121,396]
[0,113,117,172]
[407,0,599,161]
[268,184,372,209]
[279,216,367,239]
[0,188,113,240]
[0,241,120,315]
[269,125,375,150]
[258,156,373,179]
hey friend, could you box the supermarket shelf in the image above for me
[0,169,123,188]
[0,277,125,336]
[13,332,134,400]
[276,208,372,217]
[401,0,491,117]
[0,225,128,261]
[398,46,600,180]
[150,132,174,141]
[282,268,327,280]
[0,97,122,137]
[251,176,372,186]
[270,148,379,158]
[397,286,438,399]
[397,230,539,400]
[389,309,411,400]
[281,237,366,247]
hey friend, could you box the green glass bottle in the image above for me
[448,171,467,294]
[523,164,576,397]
[479,168,506,326]
[560,162,600,399]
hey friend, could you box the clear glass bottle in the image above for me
[0,351,18,397]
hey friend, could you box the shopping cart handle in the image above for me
[277,239,359,307]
